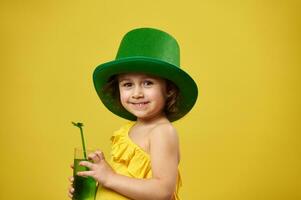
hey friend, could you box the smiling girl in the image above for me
[68,28,198,200]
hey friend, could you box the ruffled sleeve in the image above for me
[110,122,152,179]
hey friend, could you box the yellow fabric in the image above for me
[96,121,182,200]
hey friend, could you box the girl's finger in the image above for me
[95,150,105,161]
[79,161,94,169]
[70,163,74,169]
[88,152,99,163]
[68,176,74,183]
[68,186,74,198]
[69,186,74,193]
[77,170,95,178]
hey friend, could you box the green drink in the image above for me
[73,149,97,200]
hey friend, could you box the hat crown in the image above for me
[116,28,180,67]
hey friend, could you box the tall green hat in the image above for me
[93,27,198,121]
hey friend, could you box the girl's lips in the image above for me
[131,102,149,104]
[130,102,150,109]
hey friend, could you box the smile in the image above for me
[130,102,150,108]
[131,102,149,105]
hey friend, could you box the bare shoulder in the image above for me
[150,123,178,138]
[149,122,180,165]
[149,123,179,147]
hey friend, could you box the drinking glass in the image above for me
[73,148,98,200]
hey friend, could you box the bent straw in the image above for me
[72,122,87,160]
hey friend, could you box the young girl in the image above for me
[68,28,198,200]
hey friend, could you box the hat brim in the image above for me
[93,56,198,122]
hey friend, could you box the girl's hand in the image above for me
[68,164,74,199]
[77,150,115,187]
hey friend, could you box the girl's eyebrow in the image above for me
[118,75,158,82]
[118,77,131,82]
[119,78,155,82]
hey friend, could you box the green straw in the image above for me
[72,122,87,160]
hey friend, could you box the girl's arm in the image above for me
[78,124,180,200]
[106,124,180,200]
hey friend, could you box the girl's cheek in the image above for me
[119,91,130,102]
[119,96,128,109]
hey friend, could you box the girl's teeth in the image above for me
[132,102,148,106]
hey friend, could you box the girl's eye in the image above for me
[143,80,153,87]
[122,82,132,87]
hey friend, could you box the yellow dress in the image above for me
[96,121,182,200]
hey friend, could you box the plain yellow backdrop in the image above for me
[0,0,300,199]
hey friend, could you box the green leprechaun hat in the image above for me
[93,27,198,121]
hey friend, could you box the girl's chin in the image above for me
[124,106,165,120]
[125,110,151,119]
[131,112,166,122]
[130,111,150,118]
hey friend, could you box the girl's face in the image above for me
[118,73,167,121]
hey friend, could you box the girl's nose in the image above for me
[132,86,144,99]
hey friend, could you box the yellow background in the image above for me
[0,0,300,199]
